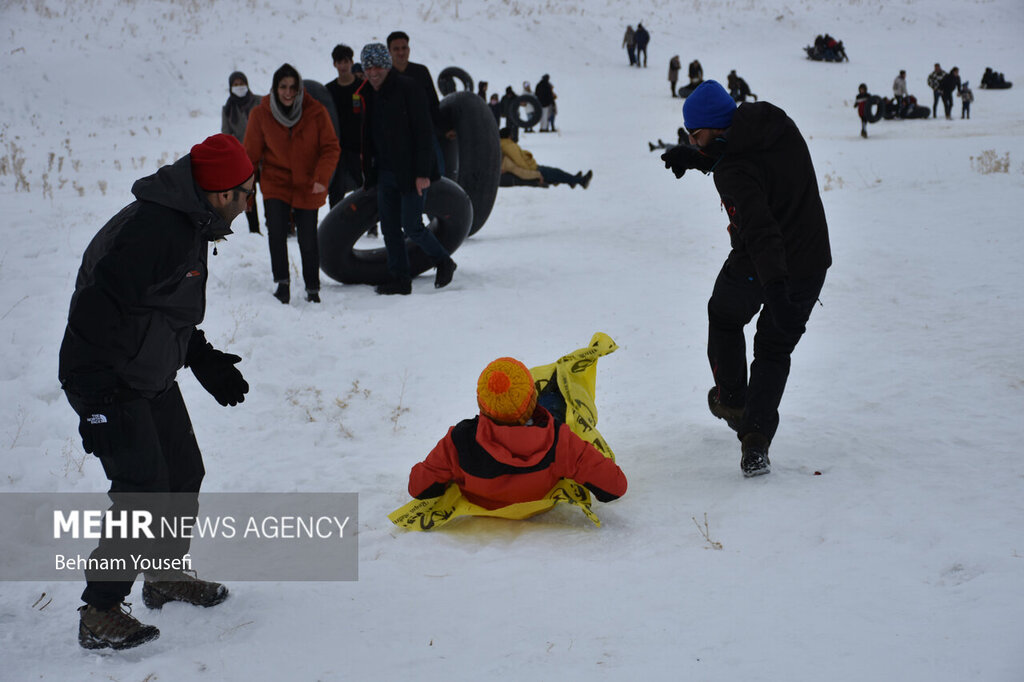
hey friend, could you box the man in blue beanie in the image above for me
[661,80,831,477]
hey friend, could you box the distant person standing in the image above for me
[634,22,650,68]
[959,80,973,119]
[622,25,636,66]
[669,55,681,97]
[326,44,367,209]
[359,43,456,295]
[244,64,340,304]
[221,71,262,233]
[939,66,961,119]
[854,83,871,138]
[927,63,946,119]
[892,69,908,108]
[660,80,831,477]
[535,74,556,132]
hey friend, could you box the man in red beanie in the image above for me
[58,133,254,650]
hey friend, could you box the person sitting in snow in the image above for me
[498,127,592,188]
[407,357,627,510]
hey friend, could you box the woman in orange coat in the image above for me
[244,63,339,304]
[408,357,627,509]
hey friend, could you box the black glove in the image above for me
[661,144,716,178]
[764,280,807,336]
[186,330,249,406]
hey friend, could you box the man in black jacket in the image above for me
[360,42,457,295]
[387,31,454,164]
[661,80,831,477]
[59,133,253,649]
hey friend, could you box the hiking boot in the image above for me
[579,170,593,189]
[740,432,771,477]
[78,602,159,650]
[375,278,412,296]
[142,569,229,609]
[434,258,457,289]
[708,387,743,432]
[306,291,321,303]
[273,282,290,304]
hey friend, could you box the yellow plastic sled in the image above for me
[389,332,619,530]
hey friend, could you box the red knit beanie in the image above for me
[190,133,254,192]
[477,357,538,425]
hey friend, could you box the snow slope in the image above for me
[1,0,1023,679]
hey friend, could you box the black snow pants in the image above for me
[66,382,205,609]
[707,263,826,442]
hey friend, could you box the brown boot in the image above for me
[142,569,229,609]
[78,602,159,650]
[708,387,743,432]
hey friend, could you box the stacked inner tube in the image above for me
[318,178,473,285]
[438,90,501,235]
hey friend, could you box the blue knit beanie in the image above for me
[683,80,737,131]
[360,43,392,69]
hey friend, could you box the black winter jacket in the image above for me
[361,70,441,193]
[58,155,232,398]
[712,102,831,285]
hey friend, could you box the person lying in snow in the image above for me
[498,127,592,188]
[407,357,627,510]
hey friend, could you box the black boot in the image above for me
[434,258,457,289]
[740,433,771,477]
[579,170,593,189]
[306,291,321,303]
[273,282,290,304]
[142,570,229,609]
[707,387,743,432]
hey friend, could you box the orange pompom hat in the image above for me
[477,357,538,425]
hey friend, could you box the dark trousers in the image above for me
[941,92,954,118]
[627,45,636,65]
[538,165,578,186]
[66,383,204,609]
[376,170,450,280]
[265,198,320,293]
[328,150,364,209]
[932,89,941,117]
[636,45,647,67]
[962,101,970,119]
[707,263,826,442]
[244,201,260,233]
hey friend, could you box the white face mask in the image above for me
[231,85,249,98]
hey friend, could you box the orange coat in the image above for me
[243,93,340,210]
[408,407,627,510]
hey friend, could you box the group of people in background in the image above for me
[220,31,457,301]
[856,62,979,138]
[622,23,650,67]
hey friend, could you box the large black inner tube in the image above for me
[438,91,501,236]
[437,66,474,96]
[512,94,542,128]
[864,95,884,123]
[318,178,473,285]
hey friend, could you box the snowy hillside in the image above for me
[1,0,1023,679]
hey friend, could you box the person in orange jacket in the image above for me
[244,63,340,304]
[408,357,627,510]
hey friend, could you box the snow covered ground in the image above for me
[1,0,1023,679]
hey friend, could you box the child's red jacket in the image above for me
[408,407,627,509]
